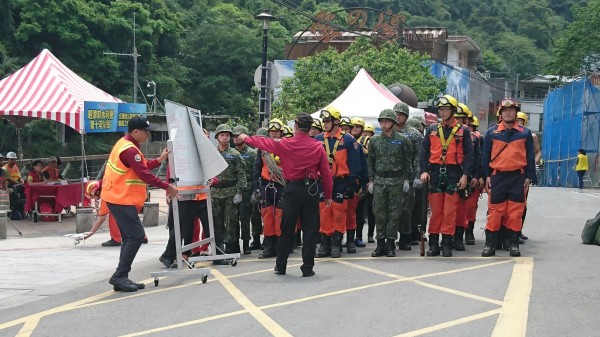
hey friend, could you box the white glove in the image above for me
[367,182,374,194]
[413,178,423,189]
[233,193,243,204]
[250,192,258,204]
[403,180,410,193]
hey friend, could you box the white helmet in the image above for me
[6,152,17,159]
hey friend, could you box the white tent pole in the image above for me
[81,132,85,206]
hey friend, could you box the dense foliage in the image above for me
[0,0,590,157]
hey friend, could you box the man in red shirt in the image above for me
[239,113,333,277]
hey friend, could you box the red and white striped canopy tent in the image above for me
[0,49,122,134]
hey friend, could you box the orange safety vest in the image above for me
[3,164,21,182]
[429,121,465,165]
[100,137,148,207]
[42,166,60,180]
[323,129,350,178]
[261,153,281,181]
[178,185,207,201]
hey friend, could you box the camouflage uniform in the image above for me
[368,109,412,257]
[236,143,262,242]
[212,126,246,251]
[406,118,427,242]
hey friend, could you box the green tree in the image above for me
[273,38,446,120]
[549,0,600,75]
[493,32,548,77]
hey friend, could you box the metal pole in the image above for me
[81,132,85,206]
[153,83,157,114]
[133,14,138,103]
[259,26,268,125]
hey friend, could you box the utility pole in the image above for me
[104,14,140,102]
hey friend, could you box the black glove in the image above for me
[345,183,355,199]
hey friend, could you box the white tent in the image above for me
[311,68,434,130]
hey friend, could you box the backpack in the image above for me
[581,211,600,244]
[10,210,23,221]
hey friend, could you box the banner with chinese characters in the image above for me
[84,102,146,133]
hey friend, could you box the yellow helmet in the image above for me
[437,94,458,109]
[351,117,365,128]
[320,106,342,120]
[364,123,375,133]
[496,98,520,116]
[516,112,529,125]
[86,180,101,197]
[268,118,285,131]
[455,103,469,118]
[312,118,324,131]
[283,125,294,137]
[457,103,472,118]
[340,116,352,127]
[471,116,479,127]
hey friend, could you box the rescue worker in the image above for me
[482,98,536,257]
[310,118,324,138]
[100,115,177,292]
[420,95,473,257]
[211,124,246,255]
[393,102,423,250]
[516,111,541,241]
[368,109,412,257]
[239,113,333,277]
[3,151,24,214]
[253,119,285,259]
[351,117,370,248]
[315,106,361,258]
[450,103,480,251]
[465,115,484,245]
[339,116,353,134]
[233,125,261,255]
[362,123,376,243]
[248,127,268,250]
[283,125,294,138]
[406,118,427,245]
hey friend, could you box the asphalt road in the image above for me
[1,186,599,337]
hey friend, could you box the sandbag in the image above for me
[581,211,600,244]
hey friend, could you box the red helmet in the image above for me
[86,180,102,197]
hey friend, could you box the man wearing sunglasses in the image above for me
[239,114,333,277]
[419,94,474,257]
[314,106,361,258]
[393,102,423,251]
[481,98,536,257]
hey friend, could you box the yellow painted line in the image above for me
[335,259,506,305]
[492,257,534,337]
[339,256,514,261]
[15,317,40,337]
[120,310,248,337]
[211,268,292,337]
[393,309,501,337]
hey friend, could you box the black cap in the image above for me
[295,113,313,131]
[128,115,154,132]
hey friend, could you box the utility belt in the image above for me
[492,168,525,175]
[286,178,319,186]
[375,171,403,178]
[212,181,236,189]
[333,176,349,184]
[428,163,462,174]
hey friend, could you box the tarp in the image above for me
[311,68,437,128]
[0,49,122,134]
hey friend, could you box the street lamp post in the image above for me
[256,10,276,126]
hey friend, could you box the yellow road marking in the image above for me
[492,257,534,337]
[211,268,292,337]
[15,317,40,337]
[393,309,501,337]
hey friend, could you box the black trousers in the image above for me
[355,196,366,239]
[276,181,320,274]
[107,202,146,279]
[163,200,209,260]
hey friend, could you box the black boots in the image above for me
[242,240,251,255]
[330,232,343,258]
[398,233,412,250]
[441,234,453,257]
[465,221,475,245]
[259,236,278,259]
[426,234,440,256]
[212,243,229,265]
[346,230,357,253]
[482,230,496,257]
[250,235,262,250]
[371,238,386,257]
[386,239,396,257]
[453,227,466,251]
[509,230,521,257]
[316,235,332,258]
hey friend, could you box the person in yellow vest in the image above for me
[100,115,177,292]
[575,149,589,192]
[42,156,63,181]
[3,151,25,214]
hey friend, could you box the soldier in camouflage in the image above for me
[367,109,412,257]
[233,125,261,255]
[211,124,246,255]
[393,102,424,250]
[407,117,427,244]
